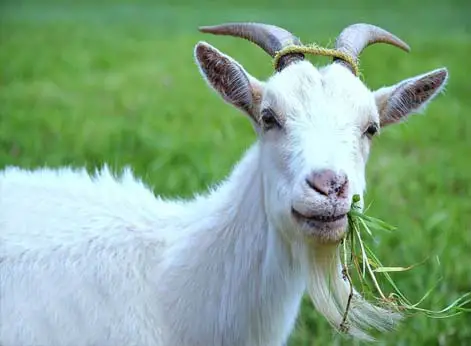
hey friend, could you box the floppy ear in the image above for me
[374,68,449,127]
[194,41,263,123]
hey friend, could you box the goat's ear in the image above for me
[194,41,263,122]
[374,68,448,127]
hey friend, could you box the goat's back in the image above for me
[0,166,176,346]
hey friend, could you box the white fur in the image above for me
[0,40,448,346]
[0,147,307,346]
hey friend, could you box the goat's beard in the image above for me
[305,243,402,341]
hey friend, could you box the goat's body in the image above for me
[0,20,449,345]
[0,144,307,346]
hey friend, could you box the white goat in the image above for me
[0,22,448,346]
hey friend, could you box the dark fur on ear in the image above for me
[375,68,448,126]
[194,42,262,121]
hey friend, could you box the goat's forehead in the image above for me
[262,62,376,122]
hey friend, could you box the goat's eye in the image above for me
[364,123,379,138]
[260,108,281,131]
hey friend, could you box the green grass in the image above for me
[1,0,470,344]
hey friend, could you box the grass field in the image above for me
[1,0,470,344]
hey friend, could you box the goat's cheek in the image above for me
[263,167,289,203]
[348,165,367,199]
[359,138,371,163]
[346,140,368,193]
[282,184,296,220]
[265,183,292,228]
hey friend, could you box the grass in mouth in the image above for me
[340,194,471,332]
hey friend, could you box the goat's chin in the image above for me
[303,225,346,245]
[305,244,402,341]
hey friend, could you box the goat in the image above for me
[0,22,448,346]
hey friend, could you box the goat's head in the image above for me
[195,22,448,244]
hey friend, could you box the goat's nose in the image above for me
[306,169,349,198]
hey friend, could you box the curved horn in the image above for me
[198,22,304,71]
[334,23,411,74]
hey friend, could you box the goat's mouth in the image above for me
[291,207,348,241]
[291,208,347,224]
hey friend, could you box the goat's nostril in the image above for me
[336,179,349,198]
[306,169,349,198]
[306,177,329,196]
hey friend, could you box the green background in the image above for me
[1,0,470,344]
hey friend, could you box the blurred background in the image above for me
[1,0,470,344]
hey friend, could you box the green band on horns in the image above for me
[273,44,360,76]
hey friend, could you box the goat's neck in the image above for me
[158,142,307,345]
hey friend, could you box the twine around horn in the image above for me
[273,44,360,77]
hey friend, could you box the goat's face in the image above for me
[195,23,448,244]
[258,62,376,243]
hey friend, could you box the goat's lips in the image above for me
[291,208,347,229]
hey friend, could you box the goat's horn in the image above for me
[199,22,304,71]
[334,23,411,74]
